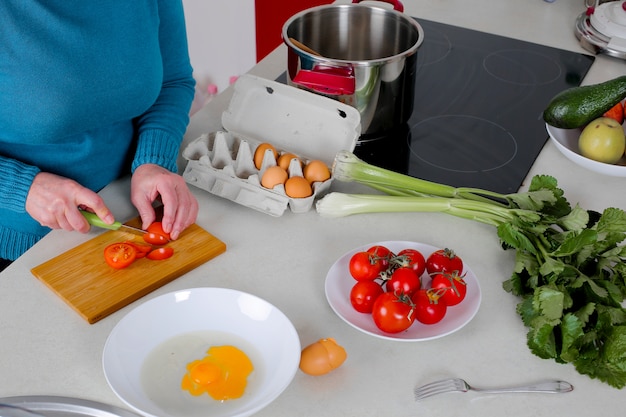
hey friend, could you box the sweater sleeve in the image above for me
[0,156,41,212]
[132,0,195,174]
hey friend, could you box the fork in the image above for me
[0,404,46,417]
[414,378,574,401]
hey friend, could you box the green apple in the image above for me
[578,117,626,164]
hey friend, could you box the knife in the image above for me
[80,210,148,236]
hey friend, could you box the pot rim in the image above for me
[281,4,424,66]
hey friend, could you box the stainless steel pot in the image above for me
[282,0,424,138]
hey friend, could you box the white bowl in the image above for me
[103,288,301,417]
[546,122,626,176]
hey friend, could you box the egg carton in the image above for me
[183,74,361,217]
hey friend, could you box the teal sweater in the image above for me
[0,1,195,260]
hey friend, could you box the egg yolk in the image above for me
[181,345,254,401]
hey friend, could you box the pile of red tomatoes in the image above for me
[348,245,468,334]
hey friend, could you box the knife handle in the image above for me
[80,210,122,231]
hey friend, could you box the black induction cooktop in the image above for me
[351,18,595,194]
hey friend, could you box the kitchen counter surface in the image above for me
[2,1,626,416]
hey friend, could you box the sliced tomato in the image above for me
[143,232,169,246]
[146,246,174,261]
[104,243,137,269]
[123,240,152,259]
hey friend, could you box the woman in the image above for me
[0,1,199,265]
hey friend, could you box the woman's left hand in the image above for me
[130,164,199,240]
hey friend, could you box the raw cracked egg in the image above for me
[181,345,254,400]
[299,338,347,376]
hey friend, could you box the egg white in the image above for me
[140,330,264,417]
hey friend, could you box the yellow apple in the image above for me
[578,117,626,164]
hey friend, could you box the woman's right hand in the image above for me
[25,172,115,231]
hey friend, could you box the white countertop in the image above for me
[2,1,626,416]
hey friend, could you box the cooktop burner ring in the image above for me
[415,24,452,67]
[482,49,563,86]
[408,115,518,174]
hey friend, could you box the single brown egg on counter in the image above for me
[299,337,347,376]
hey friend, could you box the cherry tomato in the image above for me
[143,232,169,246]
[394,248,426,277]
[426,248,463,275]
[123,240,152,259]
[146,246,175,261]
[385,267,421,296]
[430,271,467,306]
[367,245,394,268]
[349,251,383,281]
[147,221,171,240]
[104,242,137,269]
[604,101,624,124]
[412,289,447,325]
[371,292,415,333]
[350,281,384,313]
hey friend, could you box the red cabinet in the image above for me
[254,0,332,61]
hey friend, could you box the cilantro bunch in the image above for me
[502,177,626,389]
[318,151,626,388]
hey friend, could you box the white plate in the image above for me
[103,288,301,417]
[325,241,482,342]
[546,122,626,177]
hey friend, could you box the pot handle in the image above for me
[351,0,404,12]
[292,66,356,96]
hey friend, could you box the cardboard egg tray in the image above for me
[183,74,361,217]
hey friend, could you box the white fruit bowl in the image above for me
[546,122,626,177]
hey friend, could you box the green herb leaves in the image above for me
[503,200,626,389]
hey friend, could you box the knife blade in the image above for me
[80,210,147,236]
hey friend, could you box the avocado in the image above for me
[543,75,626,129]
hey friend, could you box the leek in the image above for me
[317,151,626,389]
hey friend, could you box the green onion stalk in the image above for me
[317,151,581,228]
[317,150,626,389]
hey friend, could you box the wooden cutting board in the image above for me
[31,217,226,324]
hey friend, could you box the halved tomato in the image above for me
[146,247,174,261]
[104,243,137,269]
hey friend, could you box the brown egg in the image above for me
[299,338,347,376]
[260,166,288,189]
[253,143,278,170]
[284,176,313,198]
[303,160,331,183]
[277,152,302,171]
